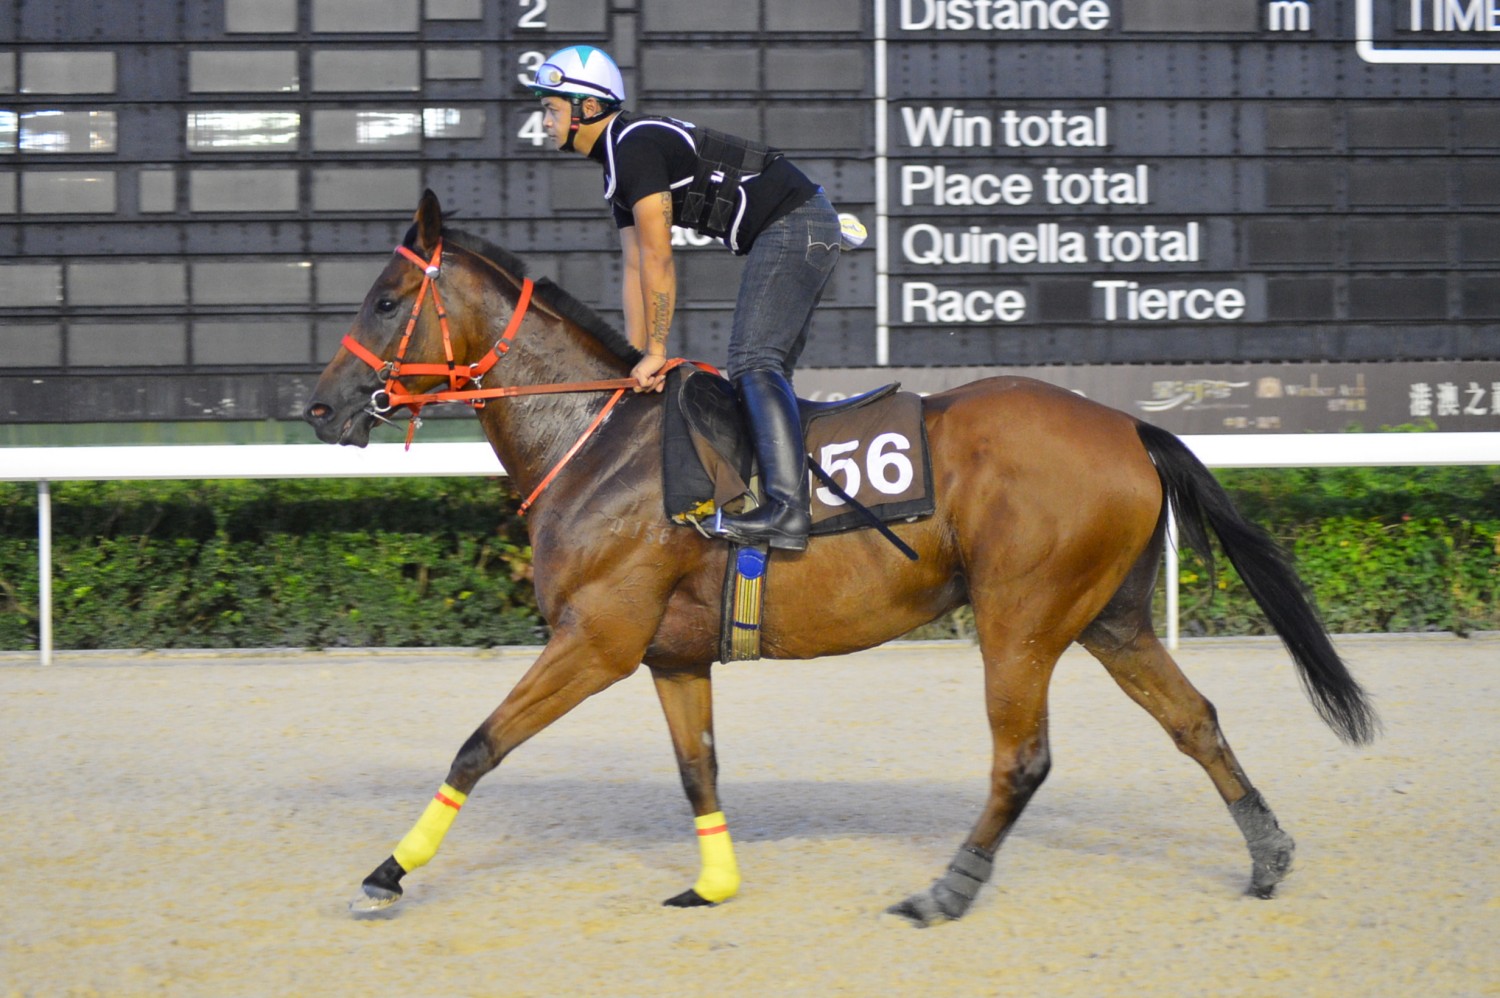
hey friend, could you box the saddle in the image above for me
[661,365,935,664]
[661,365,934,537]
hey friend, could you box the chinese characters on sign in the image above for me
[1408,382,1500,419]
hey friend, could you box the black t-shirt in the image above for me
[587,112,817,255]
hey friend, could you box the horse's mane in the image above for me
[402,222,642,366]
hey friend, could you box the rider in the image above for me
[530,45,842,552]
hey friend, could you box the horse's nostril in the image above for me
[306,402,332,422]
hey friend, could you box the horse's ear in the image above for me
[414,189,443,253]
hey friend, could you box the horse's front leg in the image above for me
[650,663,741,907]
[350,627,642,913]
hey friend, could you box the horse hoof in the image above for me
[349,884,402,914]
[1247,831,1294,899]
[887,879,976,927]
[885,894,944,928]
[663,888,715,908]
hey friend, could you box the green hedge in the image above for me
[0,478,541,650]
[1,463,1496,650]
[1177,464,1500,637]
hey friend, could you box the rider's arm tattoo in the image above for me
[648,290,671,353]
[646,192,674,355]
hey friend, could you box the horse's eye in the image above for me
[375,297,398,315]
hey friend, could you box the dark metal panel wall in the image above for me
[0,0,876,422]
[1,1,1498,425]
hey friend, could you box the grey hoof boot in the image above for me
[1231,789,1296,898]
[886,845,993,927]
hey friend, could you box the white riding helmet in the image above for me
[530,45,626,107]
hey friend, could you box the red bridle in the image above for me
[339,238,702,514]
[339,240,542,427]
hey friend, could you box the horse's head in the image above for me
[306,189,641,455]
[304,189,503,446]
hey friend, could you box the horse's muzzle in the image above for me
[303,397,375,447]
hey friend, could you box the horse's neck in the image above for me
[474,309,631,499]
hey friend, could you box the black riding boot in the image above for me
[715,369,811,551]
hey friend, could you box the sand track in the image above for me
[3,635,1496,997]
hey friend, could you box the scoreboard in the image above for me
[873,0,1500,431]
[2,0,1498,438]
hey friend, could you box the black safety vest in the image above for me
[601,113,782,249]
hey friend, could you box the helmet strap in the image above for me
[561,98,583,152]
[561,96,617,152]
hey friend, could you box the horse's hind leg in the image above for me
[650,662,741,907]
[888,622,1062,927]
[1079,568,1295,898]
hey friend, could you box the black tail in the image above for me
[1137,422,1379,746]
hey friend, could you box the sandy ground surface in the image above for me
[2,634,1496,998]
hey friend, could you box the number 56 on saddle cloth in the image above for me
[660,366,935,538]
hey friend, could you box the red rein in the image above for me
[340,239,680,515]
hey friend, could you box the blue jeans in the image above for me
[727,190,841,381]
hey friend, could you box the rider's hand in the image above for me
[631,353,668,393]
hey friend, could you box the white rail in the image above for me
[5,433,1499,664]
[2,441,502,482]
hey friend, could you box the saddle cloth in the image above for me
[661,366,934,537]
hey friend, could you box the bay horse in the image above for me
[304,191,1377,926]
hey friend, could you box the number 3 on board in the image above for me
[517,50,544,86]
[516,48,547,145]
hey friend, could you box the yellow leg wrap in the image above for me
[692,811,741,903]
[392,783,467,873]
